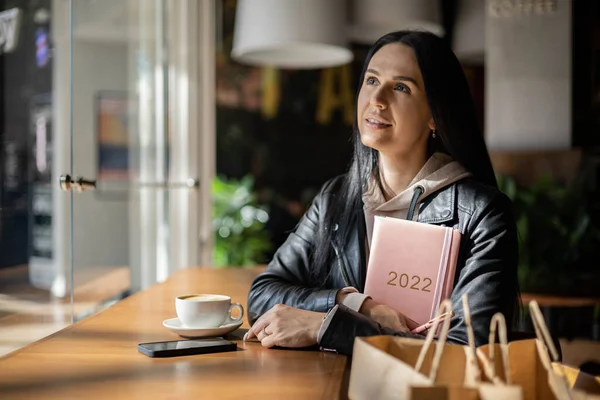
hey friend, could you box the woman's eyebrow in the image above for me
[366,68,419,87]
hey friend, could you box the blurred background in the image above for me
[0,0,598,369]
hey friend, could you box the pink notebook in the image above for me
[364,216,461,328]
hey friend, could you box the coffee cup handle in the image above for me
[228,303,244,323]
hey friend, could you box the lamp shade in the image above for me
[231,0,353,69]
[349,0,444,44]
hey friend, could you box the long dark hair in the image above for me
[311,30,497,280]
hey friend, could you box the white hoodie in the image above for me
[362,152,472,250]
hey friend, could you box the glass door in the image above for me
[60,0,215,322]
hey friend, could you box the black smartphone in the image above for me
[138,338,237,358]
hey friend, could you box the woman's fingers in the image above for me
[243,311,272,341]
[260,333,278,348]
[243,329,255,341]
[245,305,322,349]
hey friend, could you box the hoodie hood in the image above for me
[363,152,472,248]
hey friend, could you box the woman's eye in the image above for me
[395,84,410,93]
[366,77,376,85]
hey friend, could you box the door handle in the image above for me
[59,174,199,192]
[59,174,97,192]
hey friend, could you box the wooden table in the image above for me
[520,293,600,340]
[521,293,600,308]
[0,267,349,399]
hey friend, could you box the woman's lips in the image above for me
[364,118,392,129]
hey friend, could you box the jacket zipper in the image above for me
[332,242,351,287]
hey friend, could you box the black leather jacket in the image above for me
[248,175,519,355]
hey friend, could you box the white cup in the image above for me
[175,294,244,329]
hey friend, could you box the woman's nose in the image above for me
[369,89,387,109]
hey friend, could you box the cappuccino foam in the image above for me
[179,294,227,302]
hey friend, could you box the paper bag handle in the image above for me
[477,313,512,384]
[414,299,454,382]
[461,294,483,385]
[529,300,560,362]
[529,300,573,400]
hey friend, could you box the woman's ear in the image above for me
[428,118,436,132]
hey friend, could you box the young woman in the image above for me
[244,30,519,355]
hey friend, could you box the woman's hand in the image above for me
[359,298,413,332]
[244,304,325,349]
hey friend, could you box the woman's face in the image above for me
[357,42,435,158]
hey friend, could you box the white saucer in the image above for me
[162,318,243,339]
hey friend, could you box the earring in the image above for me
[431,130,437,139]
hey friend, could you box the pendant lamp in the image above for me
[231,0,353,69]
[349,0,444,44]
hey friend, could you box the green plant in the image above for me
[497,174,600,295]
[212,175,272,267]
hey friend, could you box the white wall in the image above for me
[485,0,572,150]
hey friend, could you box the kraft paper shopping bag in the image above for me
[409,296,523,400]
[478,300,600,400]
[349,296,523,400]
[349,300,456,400]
